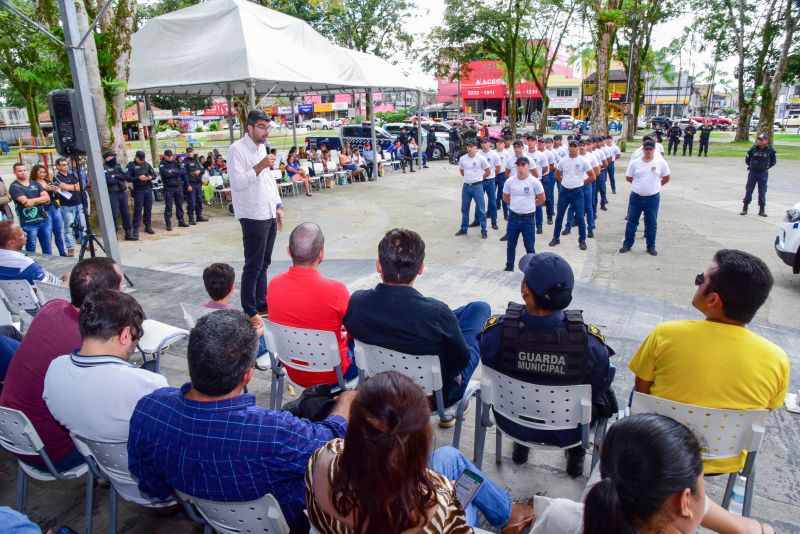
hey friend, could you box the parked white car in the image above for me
[776,201,800,274]
[302,117,332,130]
[676,118,702,130]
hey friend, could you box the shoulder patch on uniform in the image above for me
[587,324,605,343]
[483,315,501,333]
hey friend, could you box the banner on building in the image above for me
[460,60,543,100]
[314,103,333,112]
[549,96,579,108]
[298,103,314,113]
[332,102,348,110]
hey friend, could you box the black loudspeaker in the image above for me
[47,89,86,156]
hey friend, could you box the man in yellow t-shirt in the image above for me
[629,249,789,474]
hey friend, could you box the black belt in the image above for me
[510,210,536,218]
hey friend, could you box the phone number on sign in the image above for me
[465,90,500,97]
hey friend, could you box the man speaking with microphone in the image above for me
[227,109,284,328]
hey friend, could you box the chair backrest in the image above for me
[0,297,13,326]
[0,406,44,457]
[271,169,283,181]
[263,321,341,374]
[630,392,768,461]
[208,174,224,188]
[353,341,442,393]
[180,303,216,329]
[0,279,41,312]
[175,490,290,534]
[480,367,592,431]
[34,281,71,305]
[71,433,172,506]
[312,163,324,174]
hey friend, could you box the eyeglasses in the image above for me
[253,124,270,131]
[695,272,705,286]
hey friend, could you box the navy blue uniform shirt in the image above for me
[745,144,777,171]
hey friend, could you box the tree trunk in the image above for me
[590,28,614,136]
[22,88,40,140]
[758,0,797,142]
[74,0,112,152]
[107,0,137,159]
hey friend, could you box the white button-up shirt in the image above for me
[227,134,282,220]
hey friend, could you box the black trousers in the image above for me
[163,186,185,223]
[185,183,203,216]
[682,137,694,155]
[132,188,153,228]
[667,137,680,155]
[698,139,709,156]
[109,190,131,230]
[743,171,769,207]
[239,217,277,317]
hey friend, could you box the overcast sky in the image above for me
[402,0,737,83]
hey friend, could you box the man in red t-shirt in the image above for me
[0,257,122,470]
[267,223,353,387]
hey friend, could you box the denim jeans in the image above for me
[566,185,594,231]
[22,220,52,255]
[429,446,512,528]
[239,218,277,317]
[623,192,660,250]
[506,212,536,270]
[541,172,555,218]
[447,301,490,407]
[461,183,486,234]
[554,186,587,241]
[607,161,616,192]
[494,172,508,217]
[472,179,497,225]
[60,204,84,251]
[46,204,66,255]
[597,169,608,206]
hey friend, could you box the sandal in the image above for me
[501,499,535,534]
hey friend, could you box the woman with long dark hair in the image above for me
[583,414,774,534]
[305,371,534,534]
[30,164,67,256]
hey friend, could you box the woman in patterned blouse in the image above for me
[305,371,534,534]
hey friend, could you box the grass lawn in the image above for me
[706,140,800,159]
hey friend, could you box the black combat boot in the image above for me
[758,206,767,217]
[196,215,209,222]
[740,203,748,215]
[133,227,140,239]
[144,226,155,234]
[178,219,190,227]
[124,229,137,241]
[188,213,196,225]
[165,220,173,231]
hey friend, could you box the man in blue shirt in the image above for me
[0,220,63,285]
[479,252,615,478]
[128,310,355,532]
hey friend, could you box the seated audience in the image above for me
[629,249,790,474]
[267,223,354,388]
[0,220,64,285]
[352,148,369,182]
[480,252,615,477]
[128,310,356,533]
[338,148,363,182]
[0,257,122,471]
[307,147,321,164]
[213,154,227,174]
[43,289,168,501]
[306,371,534,534]
[298,147,309,160]
[343,228,490,426]
[408,138,429,168]
[286,153,313,196]
[361,142,380,181]
[201,262,266,348]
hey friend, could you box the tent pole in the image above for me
[248,81,256,110]
[417,89,423,167]
[290,96,297,147]
[226,94,235,145]
[143,92,157,163]
[369,88,377,180]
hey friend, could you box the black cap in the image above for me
[518,252,574,310]
[466,139,478,146]
[480,137,491,143]
[103,151,115,159]
[515,156,530,166]
[512,140,524,147]
[525,133,535,140]
[186,147,195,153]
[568,140,578,147]
[643,140,656,148]
[502,135,512,141]
[553,134,562,140]
[757,133,768,140]
[578,140,586,146]
[163,149,173,156]
[135,150,146,159]
[642,135,652,141]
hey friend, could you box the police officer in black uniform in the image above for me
[159,149,189,231]
[126,150,157,238]
[397,127,415,172]
[682,123,696,156]
[666,123,682,156]
[697,121,714,157]
[426,127,436,162]
[479,252,616,477]
[741,133,777,217]
[449,126,462,164]
[182,147,208,224]
[102,151,136,241]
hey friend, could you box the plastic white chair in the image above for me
[630,392,768,517]
[313,163,336,189]
[263,321,354,410]
[34,280,71,304]
[137,319,189,373]
[353,341,479,446]
[175,490,290,534]
[180,303,216,329]
[0,296,20,331]
[0,280,41,331]
[272,169,297,197]
[71,434,175,532]
[0,407,92,533]
[473,367,600,471]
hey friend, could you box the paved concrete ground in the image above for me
[1,151,798,532]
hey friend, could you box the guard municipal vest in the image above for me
[500,303,589,384]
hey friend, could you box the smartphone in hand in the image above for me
[454,468,484,508]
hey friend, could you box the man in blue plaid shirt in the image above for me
[128,310,355,533]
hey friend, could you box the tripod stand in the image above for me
[68,154,135,288]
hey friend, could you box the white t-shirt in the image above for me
[505,152,526,178]
[556,155,593,189]
[626,157,670,196]
[582,151,601,171]
[557,145,569,160]
[503,174,544,214]
[608,143,621,159]
[631,145,666,161]
[525,149,543,178]
[480,149,502,179]
[459,153,490,184]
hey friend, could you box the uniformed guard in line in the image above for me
[682,123,696,156]
[126,150,157,238]
[697,121,714,157]
[666,123,682,156]
[102,151,136,241]
[479,252,616,477]
[182,147,208,224]
[449,126,462,165]
[741,133,777,217]
[159,149,189,231]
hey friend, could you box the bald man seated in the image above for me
[266,223,357,388]
[0,220,65,286]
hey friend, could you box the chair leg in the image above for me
[275,372,285,411]
[204,525,213,534]
[591,418,608,472]
[743,470,756,517]
[474,413,487,469]
[495,428,503,464]
[16,465,26,513]
[722,473,737,510]
[84,470,94,534]
[110,484,117,533]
